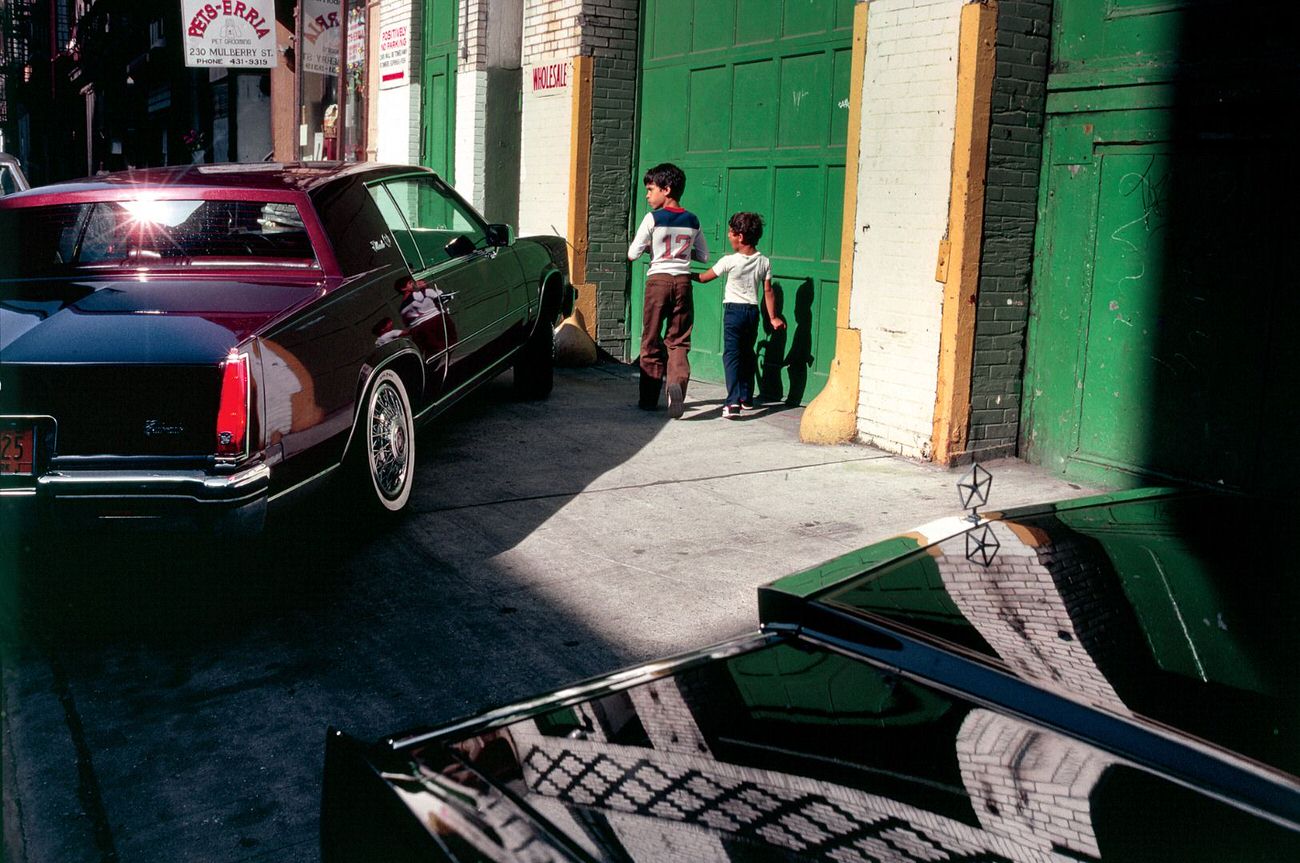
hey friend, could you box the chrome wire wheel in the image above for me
[363,370,414,512]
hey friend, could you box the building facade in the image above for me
[3,0,1290,494]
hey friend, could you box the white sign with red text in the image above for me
[527,60,571,96]
[378,23,409,89]
[300,0,342,76]
[182,0,276,68]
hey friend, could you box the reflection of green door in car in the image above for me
[632,0,853,404]
[1022,2,1290,492]
[421,0,456,181]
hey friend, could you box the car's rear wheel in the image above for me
[355,369,415,513]
[513,318,554,400]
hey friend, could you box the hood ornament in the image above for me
[957,462,993,522]
[958,463,1000,567]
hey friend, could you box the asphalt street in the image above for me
[0,363,1103,862]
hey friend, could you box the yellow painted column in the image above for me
[799,1,869,445]
[930,0,997,464]
[566,55,598,340]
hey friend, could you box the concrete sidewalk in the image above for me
[433,361,1108,660]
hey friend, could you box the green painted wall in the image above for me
[631,0,853,404]
[1022,1,1298,492]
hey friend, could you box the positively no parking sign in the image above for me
[183,0,277,68]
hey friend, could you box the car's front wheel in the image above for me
[355,369,415,513]
[513,318,554,400]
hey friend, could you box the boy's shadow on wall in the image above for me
[757,277,815,406]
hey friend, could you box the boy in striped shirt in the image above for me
[628,163,709,418]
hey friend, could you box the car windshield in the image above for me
[0,199,317,277]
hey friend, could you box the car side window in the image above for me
[366,184,425,271]
[374,177,485,270]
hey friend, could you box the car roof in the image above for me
[0,162,430,199]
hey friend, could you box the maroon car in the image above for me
[0,163,570,533]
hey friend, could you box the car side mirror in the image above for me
[485,223,514,247]
[443,234,476,259]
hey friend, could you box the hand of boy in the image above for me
[771,316,786,331]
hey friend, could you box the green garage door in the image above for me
[1022,2,1295,493]
[632,0,854,404]
[421,0,456,180]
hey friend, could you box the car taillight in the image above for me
[216,351,250,457]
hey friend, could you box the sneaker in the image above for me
[738,401,754,410]
[723,405,740,419]
[666,382,685,419]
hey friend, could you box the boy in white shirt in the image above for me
[691,212,785,418]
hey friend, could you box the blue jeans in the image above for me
[723,303,759,407]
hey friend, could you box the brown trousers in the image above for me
[640,273,693,392]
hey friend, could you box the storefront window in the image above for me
[297,0,342,160]
[342,3,368,162]
[295,0,367,162]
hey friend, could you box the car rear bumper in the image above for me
[0,462,270,535]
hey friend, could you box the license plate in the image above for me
[0,426,35,475]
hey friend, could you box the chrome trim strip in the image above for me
[0,488,37,497]
[36,463,269,494]
[385,632,774,751]
[412,349,520,424]
[40,472,210,486]
[212,463,271,490]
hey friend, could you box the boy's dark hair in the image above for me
[728,212,764,246]
[643,163,686,199]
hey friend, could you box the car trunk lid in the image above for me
[0,275,311,457]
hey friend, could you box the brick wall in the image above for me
[970,0,1052,458]
[517,1,581,236]
[518,59,573,236]
[582,0,638,355]
[455,70,488,209]
[456,1,491,207]
[850,0,964,459]
[522,0,583,65]
[375,0,423,165]
[461,0,491,70]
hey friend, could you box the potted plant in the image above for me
[182,129,207,164]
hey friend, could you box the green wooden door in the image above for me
[421,0,457,180]
[1022,2,1295,492]
[631,0,854,404]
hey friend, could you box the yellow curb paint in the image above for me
[800,0,870,445]
[567,55,596,339]
[931,0,997,464]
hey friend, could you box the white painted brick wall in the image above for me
[461,0,490,71]
[518,56,572,237]
[850,0,964,459]
[454,69,488,209]
[522,0,582,65]
[375,0,422,165]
